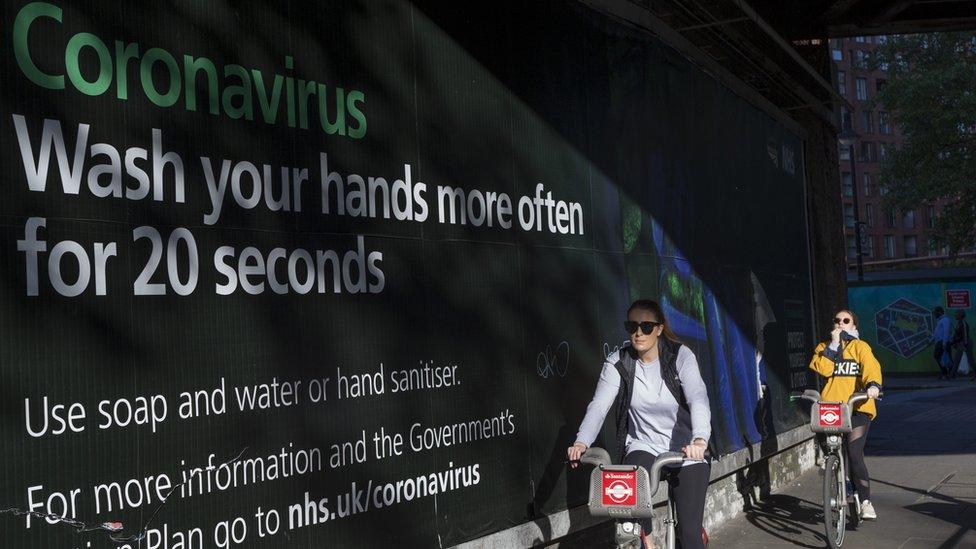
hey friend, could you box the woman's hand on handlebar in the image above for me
[682,438,708,461]
[867,386,880,399]
[567,442,587,468]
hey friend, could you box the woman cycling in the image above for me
[808,309,882,520]
[567,299,711,549]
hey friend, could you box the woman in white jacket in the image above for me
[568,299,712,549]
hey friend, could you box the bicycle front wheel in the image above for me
[823,454,847,548]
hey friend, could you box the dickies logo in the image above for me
[833,360,862,376]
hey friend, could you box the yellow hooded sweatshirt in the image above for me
[809,337,883,419]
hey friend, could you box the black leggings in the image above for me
[845,412,871,500]
[624,450,709,549]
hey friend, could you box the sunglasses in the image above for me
[834,317,853,325]
[624,320,662,335]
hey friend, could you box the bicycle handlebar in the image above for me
[648,451,710,497]
[578,447,612,468]
[573,447,708,498]
[789,390,883,405]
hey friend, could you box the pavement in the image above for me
[884,375,976,392]
[709,382,976,548]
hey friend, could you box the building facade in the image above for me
[832,36,947,269]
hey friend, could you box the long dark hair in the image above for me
[628,299,680,342]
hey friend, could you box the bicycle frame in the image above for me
[792,390,875,548]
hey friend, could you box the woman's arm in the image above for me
[809,342,836,378]
[676,346,711,444]
[857,341,883,390]
[574,356,622,447]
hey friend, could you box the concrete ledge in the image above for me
[450,425,816,548]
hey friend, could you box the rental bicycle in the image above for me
[791,389,880,548]
[574,447,707,549]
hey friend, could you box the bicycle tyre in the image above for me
[823,455,846,548]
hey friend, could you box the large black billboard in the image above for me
[0,1,812,547]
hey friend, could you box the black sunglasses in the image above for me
[834,317,852,325]
[624,320,662,335]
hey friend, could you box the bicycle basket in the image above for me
[587,465,654,519]
[810,401,852,434]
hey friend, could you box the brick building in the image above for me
[832,36,948,270]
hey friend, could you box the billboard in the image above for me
[0,1,811,546]
[849,279,976,374]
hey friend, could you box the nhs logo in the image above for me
[782,145,796,176]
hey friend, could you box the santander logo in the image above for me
[602,471,637,505]
[819,403,842,427]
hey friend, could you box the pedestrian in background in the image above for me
[933,307,952,380]
[950,310,974,381]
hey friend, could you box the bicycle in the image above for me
[574,447,707,549]
[791,389,880,548]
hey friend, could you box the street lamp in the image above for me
[838,125,864,281]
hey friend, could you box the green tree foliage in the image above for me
[872,32,976,253]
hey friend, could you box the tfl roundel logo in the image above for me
[819,403,843,427]
[601,471,637,506]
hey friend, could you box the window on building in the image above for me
[927,205,936,228]
[884,235,895,258]
[837,71,847,95]
[863,173,873,195]
[842,173,853,197]
[904,235,918,258]
[862,111,874,133]
[885,208,896,228]
[860,141,876,162]
[833,48,843,61]
[879,111,891,134]
[903,209,915,228]
[856,78,868,100]
[855,36,866,43]
[846,235,857,259]
[877,36,888,45]
[866,236,876,258]
[844,204,855,228]
[928,238,939,256]
[880,185,889,196]
[866,204,874,227]
[879,142,888,161]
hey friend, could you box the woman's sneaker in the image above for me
[860,499,877,520]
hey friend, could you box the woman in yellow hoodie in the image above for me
[809,309,882,520]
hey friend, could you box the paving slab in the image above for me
[709,385,976,548]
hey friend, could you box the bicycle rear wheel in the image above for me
[823,455,847,548]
